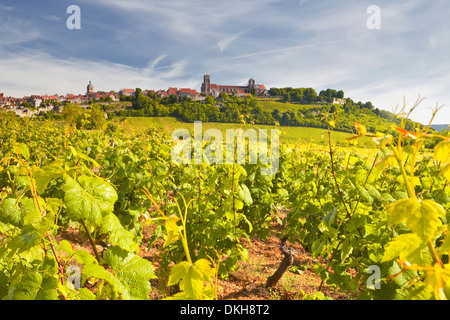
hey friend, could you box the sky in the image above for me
[0,0,449,125]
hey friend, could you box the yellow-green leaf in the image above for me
[389,199,445,242]
[164,215,182,248]
[168,261,190,286]
[441,164,450,182]
[381,233,423,263]
[372,154,395,180]
[434,139,450,163]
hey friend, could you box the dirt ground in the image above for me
[57,216,356,301]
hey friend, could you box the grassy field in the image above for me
[116,116,375,147]
[257,99,322,113]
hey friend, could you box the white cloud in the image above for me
[1,0,450,125]
[0,49,187,97]
[218,28,254,52]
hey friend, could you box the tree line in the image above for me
[21,85,422,137]
[112,87,419,135]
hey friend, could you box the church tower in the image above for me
[87,81,94,94]
[201,74,211,94]
[248,78,255,90]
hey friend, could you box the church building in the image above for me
[200,74,268,97]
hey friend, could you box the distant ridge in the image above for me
[431,124,450,132]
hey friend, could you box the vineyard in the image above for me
[0,103,449,300]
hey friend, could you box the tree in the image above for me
[205,95,214,105]
[20,101,31,108]
[303,88,317,103]
[89,106,106,129]
[61,103,82,124]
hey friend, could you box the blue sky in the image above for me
[1,0,449,124]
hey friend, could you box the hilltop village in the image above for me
[0,75,269,118]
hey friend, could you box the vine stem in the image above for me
[80,219,102,263]
[391,146,415,199]
[232,163,236,220]
[46,231,66,289]
[351,153,379,215]
[327,130,351,219]
[143,139,164,202]
[428,240,444,268]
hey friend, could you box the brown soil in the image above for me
[57,215,357,300]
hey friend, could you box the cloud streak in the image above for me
[1,0,450,124]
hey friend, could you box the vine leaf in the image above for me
[62,174,118,226]
[34,161,64,194]
[100,213,139,253]
[0,226,44,262]
[6,272,42,300]
[441,164,450,182]
[164,215,182,248]
[388,199,445,242]
[0,197,41,228]
[434,139,450,163]
[381,233,426,264]
[168,259,212,299]
[103,246,156,300]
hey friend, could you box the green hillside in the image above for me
[119,116,374,146]
[114,88,421,138]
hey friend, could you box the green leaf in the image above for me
[82,263,116,288]
[340,239,353,262]
[238,184,253,205]
[62,175,118,225]
[312,239,325,257]
[103,246,156,300]
[372,154,395,179]
[100,213,139,253]
[180,259,212,299]
[74,250,97,265]
[234,199,244,210]
[365,185,381,200]
[14,143,30,161]
[358,186,373,204]
[2,226,44,261]
[382,233,424,263]
[439,235,450,255]
[434,139,450,163]
[441,164,450,182]
[36,276,60,300]
[75,288,97,300]
[7,272,42,300]
[381,193,396,203]
[59,240,74,256]
[0,198,24,227]
[0,197,42,228]
[168,259,213,299]
[68,146,100,167]
[164,215,182,248]
[34,161,64,194]
[168,261,191,286]
[389,199,445,241]
[319,206,338,232]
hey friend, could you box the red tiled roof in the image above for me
[168,87,178,95]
